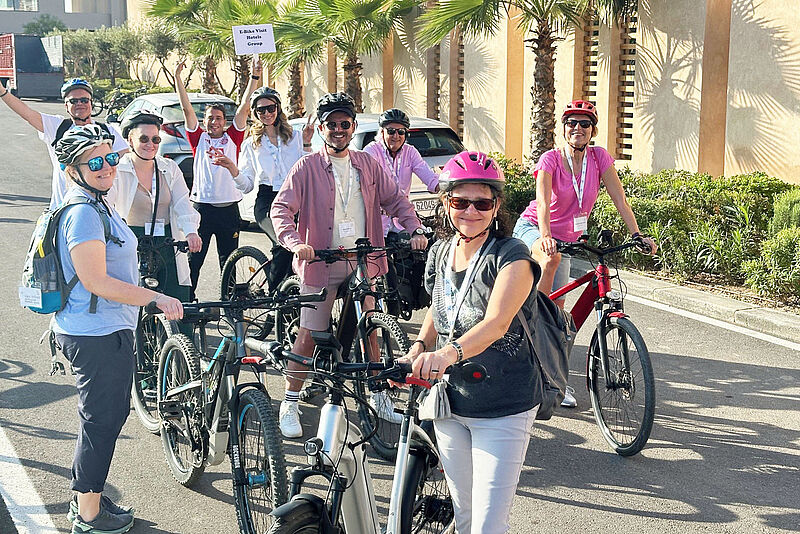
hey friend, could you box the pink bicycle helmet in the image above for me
[562,100,598,125]
[439,151,505,193]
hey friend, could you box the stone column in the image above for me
[382,34,394,109]
[504,7,525,162]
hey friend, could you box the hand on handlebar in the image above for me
[412,348,458,382]
[633,234,658,255]
[153,294,183,320]
[410,234,427,251]
[186,232,202,253]
[538,236,559,257]
[292,244,315,261]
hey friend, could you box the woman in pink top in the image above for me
[513,100,656,407]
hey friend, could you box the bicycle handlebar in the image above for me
[557,234,653,257]
[138,237,190,254]
[312,238,413,264]
[143,288,327,319]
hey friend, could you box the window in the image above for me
[0,0,38,10]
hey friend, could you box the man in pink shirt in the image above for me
[270,92,427,437]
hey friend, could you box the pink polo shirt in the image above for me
[270,148,423,287]
[520,146,614,241]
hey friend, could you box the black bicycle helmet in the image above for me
[250,86,281,107]
[55,124,114,166]
[379,108,410,128]
[316,92,356,121]
[61,78,94,99]
[121,110,164,138]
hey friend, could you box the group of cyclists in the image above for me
[1,55,656,533]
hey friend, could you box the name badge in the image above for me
[19,286,42,308]
[573,214,588,233]
[145,219,166,237]
[339,220,356,238]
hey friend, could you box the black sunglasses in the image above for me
[448,196,496,212]
[565,119,593,129]
[385,128,407,136]
[138,135,161,145]
[77,152,120,172]
[255,104,278,115]
[325,120,352,131]
[66,97,91,105]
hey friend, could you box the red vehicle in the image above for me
[0,33,64,99]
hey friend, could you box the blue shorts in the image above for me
[512,217,572,294]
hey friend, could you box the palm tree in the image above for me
[275,0,417,111]
[419,0,588,162]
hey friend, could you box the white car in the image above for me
[239,114,465,224]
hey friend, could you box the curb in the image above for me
[570,258,800,345]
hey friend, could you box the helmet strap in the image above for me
[72,167,109,201]
[324,140,348,154]
[131,146,155,161]
[568,142,587,152]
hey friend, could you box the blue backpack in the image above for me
[20,197,119,314]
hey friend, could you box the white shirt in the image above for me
[39,113,128,210]
[186,125,252,204]
[330,154,366,249]
[238,129,305,191]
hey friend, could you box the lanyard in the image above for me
[330,158,356,214]
[146,159,161,236]
[441,236,495,341]
[381,142,403,186]
[564,148,588,210]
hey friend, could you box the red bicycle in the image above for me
[550,232,655,456]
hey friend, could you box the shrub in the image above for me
[491,153,535,220]
[769,188,800,234]
[743,227,800,302]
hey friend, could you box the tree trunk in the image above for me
[235,55,251,102]
[159,58,176,88]
[202,55,220,94]
[343,53,363,112]
[288,61,305,119]
[529,18,557,163]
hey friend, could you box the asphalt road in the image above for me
[1,101,799,533]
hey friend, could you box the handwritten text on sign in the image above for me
[232,24,276,55]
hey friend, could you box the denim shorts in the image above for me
[512,217,571,293]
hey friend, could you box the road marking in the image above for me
[626,294,800,351]
[0,425,58,533]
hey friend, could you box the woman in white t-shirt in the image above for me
[238,87,314,289]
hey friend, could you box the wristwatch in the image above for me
[412,228,425,237]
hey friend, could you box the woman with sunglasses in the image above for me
[108,111,201,326]
[512,99,656,408]
[364,108,439,235]
[52,125,183,534]
[399,151,542,534]
[238,87,314,290]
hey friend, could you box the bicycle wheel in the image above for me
[588,316,655,457]
[221,246,272,338]
[158,334,206,486]
[132,310,176,434]
[400,448,454,534]
[353,312,411,461]
[233,389,289,534]
[266,503,323,534]
[276,275,302,350]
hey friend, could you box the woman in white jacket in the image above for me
[109,111,201,309]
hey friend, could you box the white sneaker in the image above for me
[561,385,578,408]
[370,391,402,424]
[279,401,303,438]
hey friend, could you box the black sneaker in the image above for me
[67,495,134,523]
[71,507,134,534]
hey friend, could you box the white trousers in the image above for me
[434,406,538,534]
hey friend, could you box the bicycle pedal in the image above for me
[300,384,326,402]
[159,400,184,420]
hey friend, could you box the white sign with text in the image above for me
[232,24,276,55]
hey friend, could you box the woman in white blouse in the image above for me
[108,111,201,308]
[238,87,313,289]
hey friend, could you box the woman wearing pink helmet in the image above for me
[401,151,543,533]
[513,100,656,408]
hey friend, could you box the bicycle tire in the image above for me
[400,449,455,534]
[221,246,272,339]
[233,389,289,534]
[266,502,324,534]
[352,312,411,461]
[132,311,176,434]
[276,275,302,350]
[158,334,206,486]
[587,316,655,457]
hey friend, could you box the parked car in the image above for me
[107,92,238,192]
[238,113,463,224]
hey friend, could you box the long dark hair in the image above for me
[250,97,293,147]
[434,186,513,240]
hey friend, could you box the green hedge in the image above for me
[769,189,800,234]
[743,227,800,303]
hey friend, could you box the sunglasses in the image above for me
[385,128,407,137]
[448,196,496,211]
[66,97,91,105]
[325,120,352,131]
[138,135,161,145]
[77,152,120,172]
[255,104,278,115]
[565,119,593,129]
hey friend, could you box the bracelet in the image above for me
[0,88,8,98]
[303,143,312,147]
[251,75,260,80]
[448,341,464,362]
[412,339,426,351]
[631,232,641,238]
